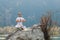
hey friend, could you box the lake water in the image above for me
[51,37,60,40]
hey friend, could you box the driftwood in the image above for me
[40,13,52,40]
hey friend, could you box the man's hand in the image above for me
[22,19,26,22]
[16,19,26,22]
[16,20,20,22]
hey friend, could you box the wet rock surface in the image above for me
[6,25,45,40]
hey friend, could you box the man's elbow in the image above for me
[23,20,26,22]
[16,20,20,22]
[25,20,26,22]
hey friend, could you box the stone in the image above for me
[6,24,45,40]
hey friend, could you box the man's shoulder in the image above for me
[16,17,20,19]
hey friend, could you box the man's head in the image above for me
[18,12,22,17]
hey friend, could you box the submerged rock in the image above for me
[6,24,45,40]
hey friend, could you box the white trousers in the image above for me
[15,24,26,28]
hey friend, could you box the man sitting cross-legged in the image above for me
[15,12,26,30]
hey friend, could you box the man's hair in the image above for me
[18,12,22,17]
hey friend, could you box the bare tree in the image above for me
[40,11,52,40]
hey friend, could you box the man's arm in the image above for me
[16,18,20,22]
[16,20,20,22]
[22,19,26,22]
[22,18,26,22]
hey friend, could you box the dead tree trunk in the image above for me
[40,16,50,40]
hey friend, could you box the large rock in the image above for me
[6,24,45,40]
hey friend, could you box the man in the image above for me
[15,12,26,30]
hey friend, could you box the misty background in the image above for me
[0,0,60,27]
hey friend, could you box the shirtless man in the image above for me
[15,12,26,30]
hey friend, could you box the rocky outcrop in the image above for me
[6,24,45,40]
[0,27,17,34]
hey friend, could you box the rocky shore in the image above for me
[0,26,17,34]
[6,24,45,40]
[0,24,60,40]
